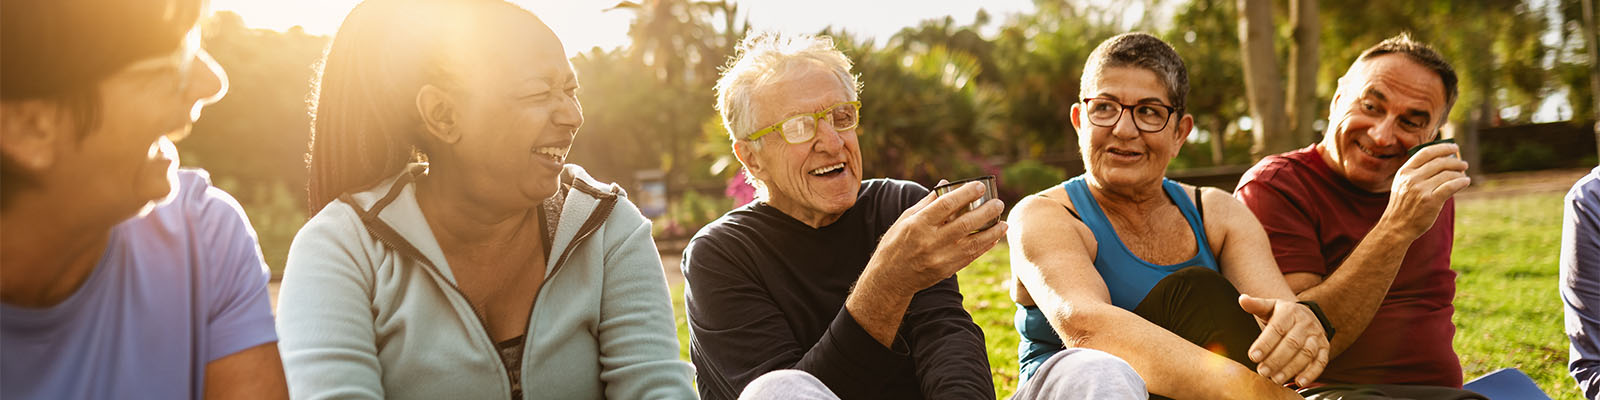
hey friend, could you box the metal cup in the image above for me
[1406,137,1457,158]
[932,175,999,231]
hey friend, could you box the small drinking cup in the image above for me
[932,175,999,231]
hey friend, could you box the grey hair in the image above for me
[714,31,861,197]
[1079,32,1189,111]
[1355,32,1459,118]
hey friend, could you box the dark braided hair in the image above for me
[306,0,526,213]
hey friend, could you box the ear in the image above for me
[415,84,461,144]
[0,100,66,173]
[1328,76,1353,116]
[732,140,764,179]
[1174,113,1195,146]
[1069,102,1084,132]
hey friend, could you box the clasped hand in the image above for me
[1239,294,1330,388]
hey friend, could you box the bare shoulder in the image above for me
[1175,184,1255,223]
[1009,185,1095,253]
[1173,184,1264,245]
[1011,186,1072,221]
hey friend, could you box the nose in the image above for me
[811,119,846,152]
[1367,114,1401,148]
[1110,108,1140,139]
[186,49,227,122]
[553,91,584,134]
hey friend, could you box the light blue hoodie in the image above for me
[277,164,693,399]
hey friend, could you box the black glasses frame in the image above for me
[1080,98,1180,133]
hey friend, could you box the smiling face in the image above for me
[1073,66,1192,191]
[1319,54,1448,193]
[436,10,581,209]
[739,61,863,227]
[9,29,227,222]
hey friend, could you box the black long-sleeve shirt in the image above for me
[681,179,993,400]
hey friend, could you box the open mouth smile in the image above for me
[808,162,845,177]
[533,146,568,163]
[1107,147,1144,158]
[1355,141,1402,159]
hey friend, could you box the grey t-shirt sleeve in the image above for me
[1563,167,1600,399]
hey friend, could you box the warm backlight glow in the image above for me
[208,0,1034,57]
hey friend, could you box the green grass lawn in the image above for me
[668,190,1583,399]
[1453,192,1577,399]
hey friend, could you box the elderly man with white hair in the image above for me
[681,32,1145,400]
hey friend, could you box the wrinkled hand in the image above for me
[1386,143,1471,238]
[1239,294,1329,388]
[868,180,1007,297]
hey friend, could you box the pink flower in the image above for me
[726,169,756,207]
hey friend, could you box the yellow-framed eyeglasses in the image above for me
[745,101,862,144]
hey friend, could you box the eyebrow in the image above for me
[1093,93,1170,105]
[1363,88,1387,102]
[1363,87,1431,122]
[780,102,836,117]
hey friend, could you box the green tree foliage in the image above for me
[186,11,328,204]
[182,11,328,271]
[180,1,1594,248]
[1319,1,1551,125]
[844,32,988,182]
[572,0,745,191]
[1168,0,1254,168]
[568,46,713,187]
[1556,0,1597,124]
[980,1,1124,175]
[1000,159,1066,197]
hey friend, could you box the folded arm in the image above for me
[1197,186,1328,387]
[1241,146,1469,357]
[1236,180,1416,357]
[1007,195,1296,399]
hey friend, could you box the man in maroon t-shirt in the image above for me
[1235,34,1481,399]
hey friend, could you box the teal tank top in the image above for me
[1013,175,1219,380]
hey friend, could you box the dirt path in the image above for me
[1457,167,1593,201]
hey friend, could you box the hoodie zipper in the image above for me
[353,179,620,399]
[503,195,615,398]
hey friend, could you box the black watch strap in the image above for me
[1298,300,1336,340]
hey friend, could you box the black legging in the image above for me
[1133,266,1265,400]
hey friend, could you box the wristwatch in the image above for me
[1298,300,1336,340]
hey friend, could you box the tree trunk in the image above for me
[1583,0,1600,157]
[1236,0,1291,160]
[1464,97,1491,179]
[1287,0,1320,148]
[1211,119,1227,166]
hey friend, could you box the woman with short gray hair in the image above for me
[1008,32,1331,399]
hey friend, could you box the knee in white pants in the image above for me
[1014,348,1146,400]
[739,369,840,400]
